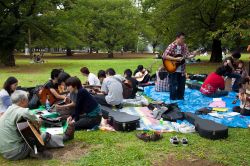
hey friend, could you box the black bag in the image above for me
[28,85,43,109]
[184,112,228,140]
[40,116,63,127]
[101,106,140,131]
[161,103,184,122]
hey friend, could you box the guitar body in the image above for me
[39,88,57,105]
[16,121,44,151]
[162,54,185,73]
[135,70,149,82]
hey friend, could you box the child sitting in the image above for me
[235,60,248,79]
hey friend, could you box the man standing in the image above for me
[162,32,198,100]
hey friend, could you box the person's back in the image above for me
[88,73,101,86]
[101,76,123,105]
[200,72,225,95]
[155,68,169,92]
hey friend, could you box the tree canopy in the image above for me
[0,0,250,66]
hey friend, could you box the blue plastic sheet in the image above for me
[144,86,250,128]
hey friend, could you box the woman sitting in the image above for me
[66,77,101,130]
[200,66,229,98]
[155,67,169,92]
[0,77,18,115]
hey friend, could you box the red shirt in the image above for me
[200,72,225,95]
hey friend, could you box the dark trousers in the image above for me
[94,94,112,107]
[169,73,186,100]
[226,72,241,92]
[204,90,229,98]
[74,115,101,130]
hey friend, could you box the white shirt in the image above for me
[88,73,101,86]
[175,45,182,73]
[0,89,11,113]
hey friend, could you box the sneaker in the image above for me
[136,132,150,142]
[150,132,163,141]
[181,138,188,146]
[170,136,179,146]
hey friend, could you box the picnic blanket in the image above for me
[144,86,250,128]
[30,106,68,134]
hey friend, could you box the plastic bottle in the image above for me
[45,95,50,111]
[159,118,164,125]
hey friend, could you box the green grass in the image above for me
[0,54,250,166]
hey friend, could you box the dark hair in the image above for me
[98,70,106,78]
[232,51,241,59]
[58,72,71,84]
[124,69,132,78]
[80,67,90,75]
[51,69,62,79]
[137,65,144,71]
[65,77,82,89]
[3,77,18,95]
[215,66,227,76]
[176,32,185,38]
[236,60,245,67]
[239,77,250,89]
[106,68,116,76]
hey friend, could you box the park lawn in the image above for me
[0,55,249,166]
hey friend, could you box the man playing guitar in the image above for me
[162,32,198,100]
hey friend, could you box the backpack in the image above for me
[161,103,184,122]
[113,77,133,99]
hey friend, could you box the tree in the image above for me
[147,0,250,62]
[73,0,140,58]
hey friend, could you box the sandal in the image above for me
[150,131,163,141]
[136,132,151,142]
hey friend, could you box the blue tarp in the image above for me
[144,86,250,128]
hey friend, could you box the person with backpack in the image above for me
[124,69,138,99]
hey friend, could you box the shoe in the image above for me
[170,136,179,146]
[115,104,123,109]
[30,150,53,160]
[150,132,163,141]
[136,132,150,142]
[181,138,188,146]
[64,122,75,141]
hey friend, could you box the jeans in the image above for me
[226,72,241,92]
[204,90,229,98]
[169,73,186,100]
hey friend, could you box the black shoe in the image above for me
[181,138,188,146]
[170,136,179,146]
[115,104,123,109]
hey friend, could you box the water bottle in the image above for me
[160,118,164,125]
[45,95,51,111]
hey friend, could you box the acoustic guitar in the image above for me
[17,120,45,154]
[39,88,57,106]
[162,49,201,73]
[134,70,149,82]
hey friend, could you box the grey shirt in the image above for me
[101,76,123,105]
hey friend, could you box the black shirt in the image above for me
[44,80,58,90]
[73,88,99,121]
[126,77,138,99]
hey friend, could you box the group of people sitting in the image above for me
[0,65,152,160]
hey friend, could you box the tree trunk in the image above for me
[66,48,73,56]
[0,47,16,66]
[108,51,114,58]
[210,39,222,62]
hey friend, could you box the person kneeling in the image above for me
[200,66,229,98]
[66,77,102,130]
